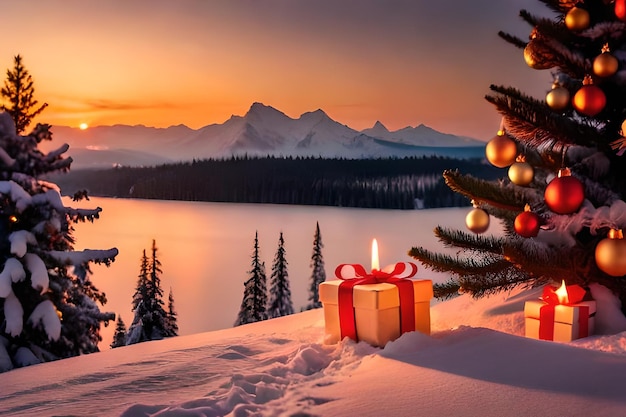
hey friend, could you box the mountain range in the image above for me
[42,102,486,169]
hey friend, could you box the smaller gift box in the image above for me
[524,282,596,342]
[319,262,433,347]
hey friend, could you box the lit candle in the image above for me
[555,280,569,304]
[371,238,379,271]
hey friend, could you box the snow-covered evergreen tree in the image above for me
[234,231,268,326]
[126,249,149,344]
[0,113,117,372]
[126,240,169,344]
[267,232,294,318]
[164,287,178,337]
[0,55,47,134]
[304,222,326,310]
[110,316,127,348]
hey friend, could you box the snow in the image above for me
[27,300,61,341]
[1,285,626,416]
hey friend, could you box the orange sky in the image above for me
[2,1,552,140]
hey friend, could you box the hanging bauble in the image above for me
[621,119,626,135]
[565,7,590,31]
[595,229,626,276]
[572,75,606,117]
[544,168,585,214]
[466,206,490,234]
[508,157,534,186]
[514,205,541,238]
[486,131,517,168]
[616,0,626,21]
[593,44,619,78]
[546,81,570,111]
[523,38,552,70]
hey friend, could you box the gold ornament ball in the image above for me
[466,207,490,234]
[508,161,534,186]
[621,119,626,135]
[546,85,570,111]
[595,230,626,276]
[486,134,517,168]
[565,7,590,31]
[593,52,619,78]
[523,41,552,70]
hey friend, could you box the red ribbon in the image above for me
[334,262,418,342]
[538,284,590,341]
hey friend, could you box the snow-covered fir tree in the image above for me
[164,287,178,337]
[0,113,117,372]
[304,222,326,310]
[1,55,47,134]
[267,231,294,318]
[126,240,169,344]
[234,231,268,326]
[410,0,626,317]
[110,316,127,348]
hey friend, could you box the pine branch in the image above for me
[497,31,526,49]
[407,246,510,276]
[443,170,530,212]
[434,226,506,253]
[487,85,603,149]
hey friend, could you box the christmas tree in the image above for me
[267,231,294,318]
[409,0,626,316]
[0,113,117,371]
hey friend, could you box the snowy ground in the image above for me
[2,284,626,417]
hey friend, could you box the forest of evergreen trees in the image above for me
[50,155,500,210]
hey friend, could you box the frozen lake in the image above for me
[68,197,481,348]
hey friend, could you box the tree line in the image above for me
[235,222,326,326]
[53,155,499,209]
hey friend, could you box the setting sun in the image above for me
[79,123,89,130]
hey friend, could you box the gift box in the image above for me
[524,282,595,342]
[319,277,433,347]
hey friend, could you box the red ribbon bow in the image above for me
[334,262,418,342]
[538,283,590,341]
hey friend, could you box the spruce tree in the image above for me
[267,232,294,318]
[126,249,149,344]
[234,231,268,326]
[126,240,169,344]
[1,55,47,134]
[409,1,626,317]
[0,113,117,371]
[164,287,178,337]
[304,222,326,310]
[110,316,127,349]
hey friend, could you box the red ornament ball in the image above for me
[572,84,606,117]
[514,211,541,238]
[616,0,626,22]
[544,173,585,214]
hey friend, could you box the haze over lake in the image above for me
[68,197,482,348]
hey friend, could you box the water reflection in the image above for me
[67,197,485,348]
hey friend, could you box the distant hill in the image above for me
[41,102,485,169]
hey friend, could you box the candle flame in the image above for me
[371,238,379,271]
[555,280,569,304]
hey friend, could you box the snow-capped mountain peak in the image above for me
[42,103,485,168]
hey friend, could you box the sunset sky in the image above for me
[2,1,552,140]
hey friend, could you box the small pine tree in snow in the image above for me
[267,232,294,318]
[0,55,47,134]
[304,222,326,310]
[234,231,268,326]
[164,287,178,337]
[126,240,169,344]
[0,112,117,372]
[110,316,127,349]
